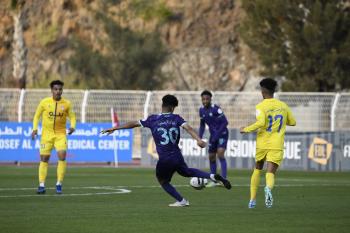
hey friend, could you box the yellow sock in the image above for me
[39,161,48,184]
[57,160,67,184]
[250,169,261,201]
[266,172,275,190]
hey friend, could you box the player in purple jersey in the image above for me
[101,94,231,207]
[199,90,229,186]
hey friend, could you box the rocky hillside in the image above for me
[0,0,261,91]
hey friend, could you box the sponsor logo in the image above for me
[344,145,350,158]
[49,112,64,117]
[146,136,302,160]
[308,137,333,165]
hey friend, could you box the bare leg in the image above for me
[266,161,278,174]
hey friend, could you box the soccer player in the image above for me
[240,78,296,208]
[31,80,76,194]
[199,90,229,187]
[101,94,231,207]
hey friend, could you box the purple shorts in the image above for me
[156,155,190,182]
[208,129,229,153]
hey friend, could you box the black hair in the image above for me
[50,80,64,89]
[260,78,277,94]
[200,90,212,97]
[162,94,178,108]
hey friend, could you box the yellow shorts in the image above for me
[256,149,283,166]
[40,134,67,155]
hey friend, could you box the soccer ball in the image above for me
[190,177,208,190]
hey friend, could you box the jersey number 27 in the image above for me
[267,115,283,132]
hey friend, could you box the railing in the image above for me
[1,89,349,132]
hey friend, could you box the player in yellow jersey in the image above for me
[240,78,296,208]
[31,80,76,194]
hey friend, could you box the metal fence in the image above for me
[0,88,349,131]
[334,93,350,131]
[276,92,336,132]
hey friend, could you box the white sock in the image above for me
[210,174,216,181]
[39,182,45,187]
[56,181,62,186]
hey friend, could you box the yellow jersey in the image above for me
[33,97,76,135]
[243,98,296,150]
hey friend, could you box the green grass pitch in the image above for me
[0,167,349,233]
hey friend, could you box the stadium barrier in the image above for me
[141,129,350,171]
[0,122,133,165]
[0,89,349,168]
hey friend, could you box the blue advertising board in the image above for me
[0,122,133,163]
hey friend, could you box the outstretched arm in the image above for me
[183,123,206,148]
[240,107,265,133]
[101,121,141,135]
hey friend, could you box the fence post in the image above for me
[144,91,152,119]
[18,88,25,122]
[330,93,340,132]
[81,90,89,123]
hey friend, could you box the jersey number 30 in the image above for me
[267,115,283,132]
[157,127,179,145]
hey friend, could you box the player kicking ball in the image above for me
[101,94,231,207]
[240,78,296,208]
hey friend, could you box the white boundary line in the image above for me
[0,186,131,198]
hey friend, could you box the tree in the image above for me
[11,0,27,89]
[68,3,169,90]
[240,0,350,91]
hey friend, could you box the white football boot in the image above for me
[264,186,273,208]
[169,198,190,207]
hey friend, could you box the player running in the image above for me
[199,90,229,187]
[101,94,231,207]
[240,78,296,208]
[31,80,76,194]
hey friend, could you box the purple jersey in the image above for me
[140,113,186,159]
[199,104,228,140]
